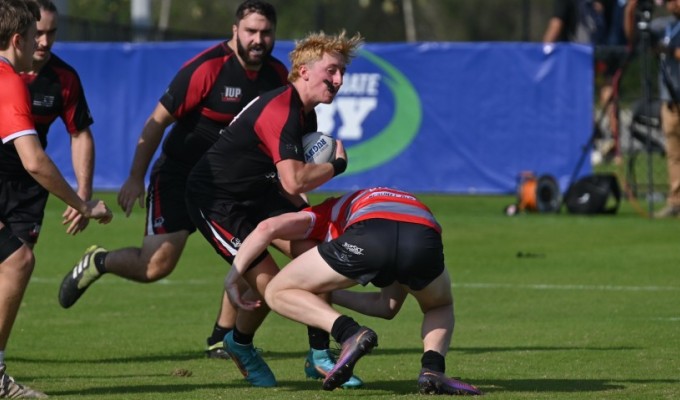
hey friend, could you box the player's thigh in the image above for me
[406,269,453,313]
[267,247,355,295]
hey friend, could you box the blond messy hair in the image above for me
[288,30,364,82]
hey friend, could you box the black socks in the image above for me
[232,327,254,346]
[308,326,331,350]
[208,324,232,346]
[93,251,107,274]
[330,315,361,344]
[421,350,446,373]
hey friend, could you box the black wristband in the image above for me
[331,158,347,177]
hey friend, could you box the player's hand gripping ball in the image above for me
[302,132,336,164]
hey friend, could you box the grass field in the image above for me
[8,192,680,399]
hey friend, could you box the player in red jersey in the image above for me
[185,30,363,387]
[19,0,96,240]
[0,1,111,397]
[226,187,482,395]
[57,0,287,353]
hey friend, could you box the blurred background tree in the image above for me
[54,0,666,124]
[59,0,553,42]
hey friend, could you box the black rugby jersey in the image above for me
[1,54,93,180]
[158,41,288,168]
[188,84,317,200]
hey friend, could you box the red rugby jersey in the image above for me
[303,187,442,242]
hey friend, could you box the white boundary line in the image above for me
[453,282,680,292]
[31,277,680,292]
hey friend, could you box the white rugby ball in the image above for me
[302,132,336,164]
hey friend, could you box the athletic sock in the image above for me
[208,324,232,346]
[93,251,108,274]
[307,326,330,350]
[232,327,254,346]
[330,315,360,344]
[421,350,446,373]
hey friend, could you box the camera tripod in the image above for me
[569,3,672,218]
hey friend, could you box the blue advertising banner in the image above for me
[48,41,593,194]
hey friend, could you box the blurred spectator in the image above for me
[544,0,630,165]
[625,0,680,217]
[543,0,607,43]
[597,0,631,164]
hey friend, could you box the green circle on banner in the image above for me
[344,50,422,176]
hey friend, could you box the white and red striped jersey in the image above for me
[303,187,441,242]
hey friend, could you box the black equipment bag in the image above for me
[564,173,621,214]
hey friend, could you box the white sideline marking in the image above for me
[31,276,680,292]
[453,282,680,292]
[30,277,214,285]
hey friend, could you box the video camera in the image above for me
[636,0,656,30]
[637,0,655,14]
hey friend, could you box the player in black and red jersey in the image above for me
[1,1,111,397]
[185,30,363,388]
[57,0,291,360]
[19,0,95,240]
[226,187,482,395]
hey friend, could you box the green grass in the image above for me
[9,192,680,399]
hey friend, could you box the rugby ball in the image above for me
[302,132,336,164]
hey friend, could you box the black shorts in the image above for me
[186,186,301,266]
[0,178,48,244]
[317,219,444,291]
[145,163,196,236]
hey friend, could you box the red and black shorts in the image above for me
[144,166,196,236]
[186,186,302,267]
[0,178,48,244]
[317,219,445,291]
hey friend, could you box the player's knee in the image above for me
[0,245,35,278]
[263,284,279,311]
[15,246,35,276]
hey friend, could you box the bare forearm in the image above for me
[16,136,86,212]
[128,105,173,180]
[128,125,163,179]
[278,162,334,195]
[332,285,407,319]
[232,227,276,275]
[30,155,87,213]
[71,129,94,200]
[543,18,562,43]
[233,213,312,274]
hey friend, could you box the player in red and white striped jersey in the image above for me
[225,187,482,394]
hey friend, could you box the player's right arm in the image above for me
[14,134,112,223]
[227,211,313,310]
[117,103,175,217]
[276,140,347,195]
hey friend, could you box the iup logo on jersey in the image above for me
[316,50,422,176]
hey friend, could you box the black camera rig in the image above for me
[637,0,655,28]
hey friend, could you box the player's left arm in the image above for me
[332,282,408,319]
[63,126,94,235]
